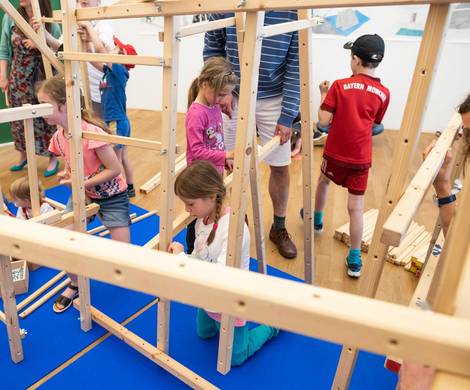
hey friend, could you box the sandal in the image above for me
[53,284,79,313]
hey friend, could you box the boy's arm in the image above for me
[78,22,108,71]
[318,80,334,127]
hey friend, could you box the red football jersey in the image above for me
[321,73,390,167]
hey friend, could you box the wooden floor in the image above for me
[0,109,439,306]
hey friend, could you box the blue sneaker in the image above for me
[346,256,362,278]
[299,208,324,234]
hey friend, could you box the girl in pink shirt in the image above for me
[185,57,237,253]
[36,74,131,313]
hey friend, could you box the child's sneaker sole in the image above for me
[345,258,361,278]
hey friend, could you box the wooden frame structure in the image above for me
[0,0,469,388]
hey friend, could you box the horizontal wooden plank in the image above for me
[177,16,236,38]
[58,51,169,67]
[0,104,53,124]
[0,215,469,376]
[82,131,166,151]
[260,18,322,38]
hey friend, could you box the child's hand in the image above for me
[225,158,234,173]
[30,17,42,32]
[77,23,91,42]
[225,150,234,160]
[220,93,234,119]
[22,39,36,50]
[319,80,330,94]
[168,242,184,254]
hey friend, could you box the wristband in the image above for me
[434,194,457,207]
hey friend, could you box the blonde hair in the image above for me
[175,161,226,246]
[10,177,45,204]
[187,57,238,108]
[36,74,110,133]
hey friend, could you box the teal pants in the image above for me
[196,308,279,366]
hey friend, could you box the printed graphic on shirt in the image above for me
[204,122,224,150]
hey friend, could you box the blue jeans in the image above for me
[196,308,278,366]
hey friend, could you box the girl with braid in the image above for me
[168,161,279,366]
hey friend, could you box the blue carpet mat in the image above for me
[1,186,398,389]
[0,186,162,389]
[44,262,398,389]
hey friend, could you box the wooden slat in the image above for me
[217,10,265,375]
[260,17,321,38]
[30,0,53,79]
[60,0,92,331]
[82,131,166,151]
[139,153,186,194]
[381,112,461,246]
[0,255,23,362]
[59,51,168,66]
[23,115,41,217]
[298,8,315,284]
[177,16,236,38]
[0,104,53,123]
[1,216,470,376]
[75,302,218,389]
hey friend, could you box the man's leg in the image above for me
[256,96,297,259]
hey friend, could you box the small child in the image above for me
[79,23,136,198]
[10,177,53,220]
[313,34,390,278]
[168,161,279,366]
[36,74,131,313]
[184,57,238,253]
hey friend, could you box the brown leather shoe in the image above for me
[269,225,297,259]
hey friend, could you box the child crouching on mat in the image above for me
[78,23,136,198]
[168,161,279,366]
[184,57,238,253]
[36,74,131,313]
[10,177,54,220]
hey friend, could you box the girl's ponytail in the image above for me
[187,78,200,109]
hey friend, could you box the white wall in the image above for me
[106,5,470,132]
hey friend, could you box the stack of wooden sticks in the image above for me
[334,209,431,267]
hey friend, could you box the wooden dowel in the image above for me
[44,197,66,210]
[98,210,156,237]
[16,271,67,311]
[19,278,71,318]
[88,213,137,235]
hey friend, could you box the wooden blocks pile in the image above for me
[334,209,379,252]
[334,209,432,267]
[11,260,29,295]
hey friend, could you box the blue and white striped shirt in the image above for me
[203,11,300,127]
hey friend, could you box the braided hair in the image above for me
[174,160,226,246]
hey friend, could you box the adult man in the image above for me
[203,11,300,259]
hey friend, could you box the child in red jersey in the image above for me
[313,34,390,278]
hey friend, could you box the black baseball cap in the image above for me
[343,34,385,63]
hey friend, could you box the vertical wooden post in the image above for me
[60,0,92,331]
[30,0,53,79]
[157,15,179,353]
[235,11,267,275]
[331,5,450,389]
[298,9,315,284]
[0,255,23,363]
[78,40,93,113]
[217,10,265,374]
[23,110,41,217]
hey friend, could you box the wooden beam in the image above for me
[58,51,169,67]
[52,203,100,229]
[381,112,461,246]
[177,16,236,38]
[31,0,53,79]
[44,197,66,211]
[0,104,53,123]
[71,0,461,21]
[298,8,315,284]
[23,115,41,217]
[78,39,93,113]
[217,10,265,375]
[19,278,71,318]
[257,135,280,161]
[82,131,168,151]
[332,4,451,389]
[16,271,67,311]
[143,211,193,250]
[1,217,470,375]
[0,255,23,363]
[74,301,218,389]
[0,0,63,72]
[60,0,92,331]
[28,209,62,225]
[156,14,180,354]
[260,17,321,38]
